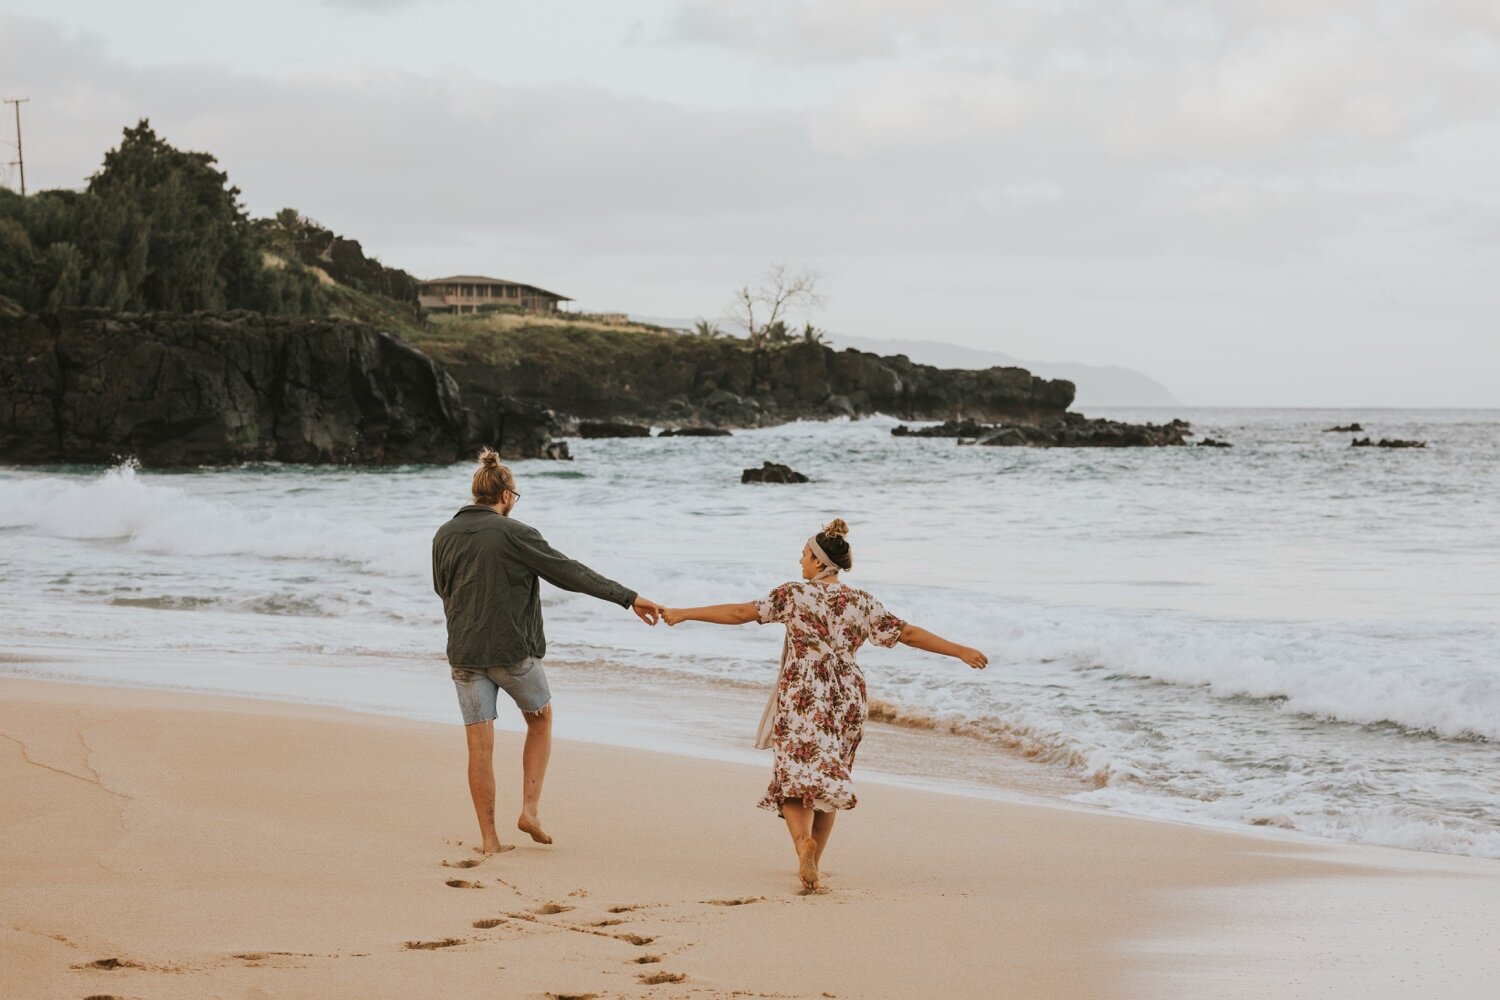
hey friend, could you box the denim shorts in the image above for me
[451,657,551,723]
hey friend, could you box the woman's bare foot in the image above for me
[796,835,819,891]
[474,840,516,856]
[518,812,553,845]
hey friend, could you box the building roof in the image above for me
[420,275,572,301]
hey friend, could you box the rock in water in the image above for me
[1325,423,1363,433]
[741,462,810,484]
[896,414,1191,447]
[1352,437,1426,449]
[891,419,991,438]
[577,420,651,438]
[1197,438,1233,448]
[976,413,1190,447]
[657,426,732,437]
[0,309,565,466]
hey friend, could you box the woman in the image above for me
[662,519,988,892]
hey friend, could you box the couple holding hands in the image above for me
[433,448,987,893]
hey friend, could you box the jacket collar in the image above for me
[454,504,500,518]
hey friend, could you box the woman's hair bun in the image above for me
[823,518,850,539]
[478,446,501,468]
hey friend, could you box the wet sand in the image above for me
[3,677,1497,999]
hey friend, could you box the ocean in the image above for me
[3,408,1497,857]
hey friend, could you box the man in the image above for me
[432,448,663,853]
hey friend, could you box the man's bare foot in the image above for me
[796,835,819,891]
[518,813,553,845]
[473,840,516,855]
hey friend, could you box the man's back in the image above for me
[433,505,635,668]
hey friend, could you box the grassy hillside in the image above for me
[324,282,427,341]
[409,310,736,375]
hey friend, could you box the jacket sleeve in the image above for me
[512,525,637,608]
[431,535,447,599]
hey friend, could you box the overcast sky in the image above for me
[2,1,1497,406]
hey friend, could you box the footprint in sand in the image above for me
[471,918,506,929]
[615,933,655,946]
[605,904,639,913]
[445,879,484,889]
[403,938,466,950]
[545,993,598,1000]
[83,995,125,1000]
[590,918,625,927]
[639,971,686,984]
[704,897,763,906]
[632,954,662,965]
[531,903,574,915]
[74,958,143,971]
[441,858,482,869]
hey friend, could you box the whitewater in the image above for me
[2,408,1497,857]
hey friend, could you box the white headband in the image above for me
[807,536,841,580]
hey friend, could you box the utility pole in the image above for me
[5,98,28,195]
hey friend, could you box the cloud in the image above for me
[663,0,1500,158]
[319,0,426,10]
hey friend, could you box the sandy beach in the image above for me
[3,676,1498,1000]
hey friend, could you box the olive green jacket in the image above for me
[432,505,636,668]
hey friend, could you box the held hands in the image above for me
[958,646,989,670]
[633,596,665,626]
[636,602,688,627]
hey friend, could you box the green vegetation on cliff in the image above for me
[0,122,1076,433]
[414,310,727,372]
[0,120,326,315]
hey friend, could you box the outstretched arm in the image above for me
[511,524,663,624]
[898,623,988,669]
[663,602,759,627]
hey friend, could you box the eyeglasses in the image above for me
[505,488,521,501]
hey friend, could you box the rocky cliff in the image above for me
[429,336,1075,429]
[0,310,562,467]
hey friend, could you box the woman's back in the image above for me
[758,580,906,659]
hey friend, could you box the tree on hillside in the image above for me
[729,264,823,350]
[0,120,325,315]
[693,319,728,338]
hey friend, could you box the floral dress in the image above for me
[755,580,907,815]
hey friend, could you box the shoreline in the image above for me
[5,676,1500,1000]
[0,649,1490,862]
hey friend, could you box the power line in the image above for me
[5,98,29,196]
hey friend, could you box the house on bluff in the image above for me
[418,275,571,315]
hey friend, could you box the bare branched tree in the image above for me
[729,264,824,350]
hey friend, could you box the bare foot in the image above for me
[518,813,553,845]
[796,835,819,891]
[473,840,516,856]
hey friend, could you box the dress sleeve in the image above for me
[866,594,907,648]
[756,582,797,624]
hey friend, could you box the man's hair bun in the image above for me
[472,446,515,505]
[823,518,850,539]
